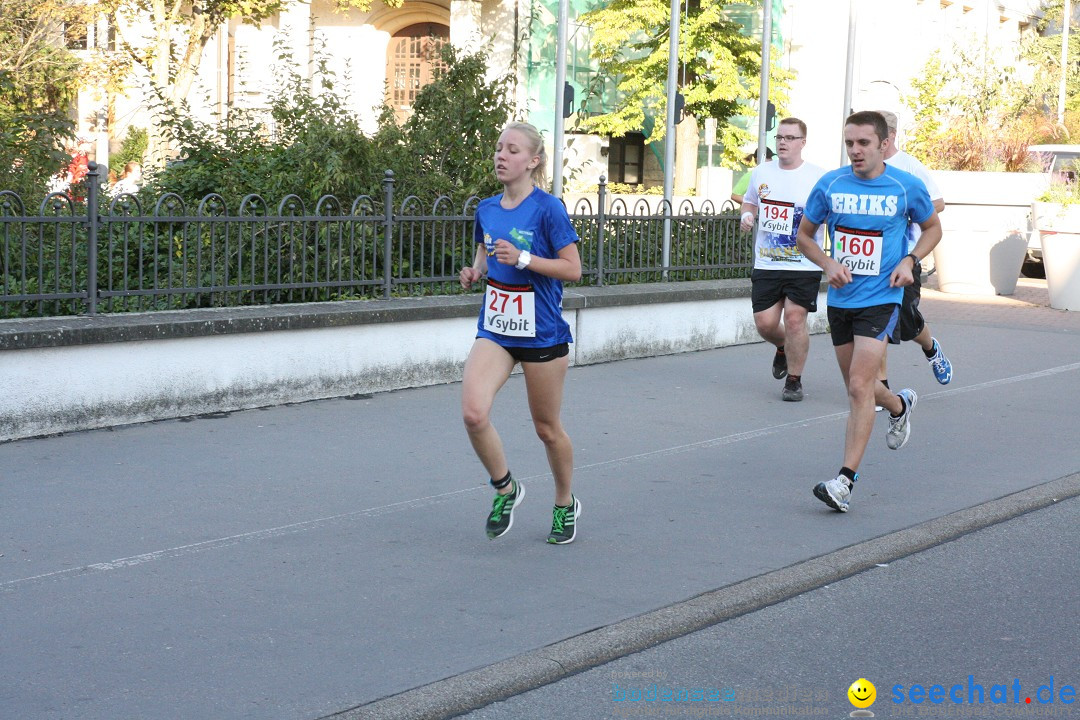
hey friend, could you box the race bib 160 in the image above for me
[833,226,883,275]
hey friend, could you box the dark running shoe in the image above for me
[485,479,524,539]
[772,349,788,379]
[782,376,803,402]
[547,496,581,544]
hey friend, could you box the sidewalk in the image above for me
[2,278,1079,720]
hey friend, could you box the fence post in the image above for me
[85,161,100,315]
[596,175,607,287]
[382,170,395,300]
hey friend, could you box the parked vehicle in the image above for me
[1025,145,1080,265]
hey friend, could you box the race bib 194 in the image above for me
[833,226,883,275]
[483,279,536,337]
[759,199,795,236]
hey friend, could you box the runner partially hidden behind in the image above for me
[877,110,953,390]
[459,122,584,543]
[795,111,942,513]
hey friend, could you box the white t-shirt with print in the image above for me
[744,160,826,272]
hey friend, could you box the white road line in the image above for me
[6,362,1078,592]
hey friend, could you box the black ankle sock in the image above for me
[788,374,801,383]
[490,471,512,490]
[923,344,936,358]
[776,345,785,354]
[840,467,858,484]
[890,394,907,418]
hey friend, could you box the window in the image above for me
[386,23,449,124]
[608,133,646,185]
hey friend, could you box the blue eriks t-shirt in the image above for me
[473,187,579,347]
[803,164,934,308]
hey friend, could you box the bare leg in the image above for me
[753,301,785,347]
[911,324,934,353]
[521,355,574,506]
[835,336,896,471]
[780,299,810,376]
[461,339,516,492]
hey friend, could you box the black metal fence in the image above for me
[0,165,751,318]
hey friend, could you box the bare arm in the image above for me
[739,201,758,232]
[493,239,582,282]
[889,212,943,287]
[459,244,489,289]
[796,217,851,288]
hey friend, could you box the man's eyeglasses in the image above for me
[776,135,804,142]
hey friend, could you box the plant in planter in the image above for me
[1033,180,1080,310]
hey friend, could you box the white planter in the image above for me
[1032,202,1080,311]
[1041,232,1080,311]
[932,230,1028,296]
[929,171,1050,296]
[1032,201,1080,233]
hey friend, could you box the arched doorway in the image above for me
[386,23,449,124]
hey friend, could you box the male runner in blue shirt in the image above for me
[795,111,942,513]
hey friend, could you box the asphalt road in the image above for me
[3,281,1079,720]
[457,493,1080,720]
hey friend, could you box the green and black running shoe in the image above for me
[485,479,524,539]
[546,496,581,545]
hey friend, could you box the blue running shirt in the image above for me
[473,187,579,347]
[804,164,934,308]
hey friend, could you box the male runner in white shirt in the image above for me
[876,110,953,394]
[739,118,826,402]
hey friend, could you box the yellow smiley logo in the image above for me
[848,678,876,708]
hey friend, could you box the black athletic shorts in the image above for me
[897,262,925,342]
[502,343,570,363]
[751,269,823,313]
[827,303,901,346]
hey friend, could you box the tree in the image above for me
[1019,0,1080,139]
[0,0,83,202]
[578,0,790,169]
[904,43,1042,171]
[105,0,403,167]
[151,42,511,206]
[0,0,86,114]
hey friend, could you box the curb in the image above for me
[327,472,1080,720]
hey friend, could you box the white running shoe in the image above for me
[886,388,918,450]
[813,474,853,512]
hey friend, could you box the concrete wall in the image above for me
[0,280,827,442]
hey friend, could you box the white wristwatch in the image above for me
[515,250,532,270]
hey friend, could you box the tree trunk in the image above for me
[674,115,699,196]
[145,0,172,169]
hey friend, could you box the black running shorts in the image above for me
[751,269,823,314]
[827,303,901,346]
[897,263,926,342]
[502,343,570,363]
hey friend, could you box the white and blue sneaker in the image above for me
[814,474,853,512]
[886,388,918,450]
[927,338,952,384]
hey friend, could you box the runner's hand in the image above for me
[460,266,483,289]
[825,259,852,288]
[493,239,520,266]
[890,264,914,288]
